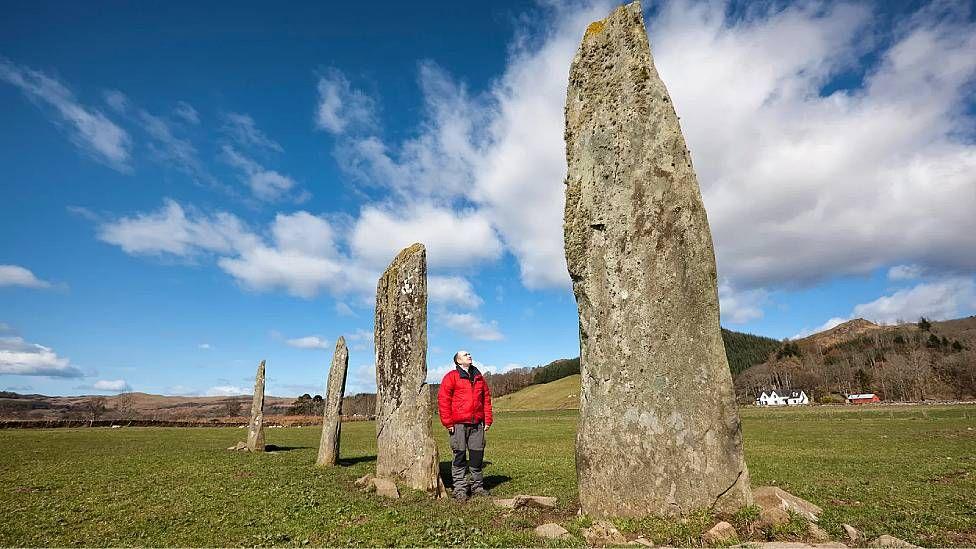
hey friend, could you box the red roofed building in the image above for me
[847,393,881,404]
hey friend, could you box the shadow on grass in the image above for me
[264,444,311,452]
[438,459,512,491]
[338,455,377,466]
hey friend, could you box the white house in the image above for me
[755,389,810,406]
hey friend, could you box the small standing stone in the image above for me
[374,243,443,495]
[316,337,349,466]
[842,524,860,543]
[245,360,266,452]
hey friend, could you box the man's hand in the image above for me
[484,424,491,431]
[447,426,454,434]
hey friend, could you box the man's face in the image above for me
[457,351,473,367]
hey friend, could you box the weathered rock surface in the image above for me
[868,535,917,548]
[754,486,822,522]
[373,243,443,496]
[226,441,247,451]
[582,520,627,546]
[842,524,860,544]
[492,495,558,509]
[245,360,266,452]
[535,523,571,540]
[563,1,751,518]
[631,537,654,547]
[704,521,738,544]
[370,477,400,499]
[757,507,791,529]
[316,337,349,467]
[808,523,830,542]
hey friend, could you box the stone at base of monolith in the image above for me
[564,1,751,517]
[316,337,349,467]
[245,360,266,452]
[373,243,444,496]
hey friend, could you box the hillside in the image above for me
[494,374,581,411]
[734,316,976,403]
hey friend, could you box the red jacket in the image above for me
[438,366,493,427]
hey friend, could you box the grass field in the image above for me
[1,405,974,547]
[493,375,581,411]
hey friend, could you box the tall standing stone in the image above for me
[563,2,752,517]
[246,360,266,452]
[317,336,349,466]
[373,243,443,495]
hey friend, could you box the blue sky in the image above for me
[2,0,975,397]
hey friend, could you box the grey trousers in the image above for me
[449,422,486,494]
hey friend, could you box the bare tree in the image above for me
[84,397,108,426]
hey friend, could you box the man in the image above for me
[437,350,493,502]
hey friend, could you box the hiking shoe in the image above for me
[453,491,468,503]
[470,487,491,498]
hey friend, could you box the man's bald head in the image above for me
[454,350,473,367]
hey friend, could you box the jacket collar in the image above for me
[456,364,480,381]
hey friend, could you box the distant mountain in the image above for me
[734,316,976,403]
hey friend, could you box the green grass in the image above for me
[1,406,974,547]
[493,375,580,411]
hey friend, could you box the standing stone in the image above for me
[563,1,752,517]
[373,243,443,495]
[317,336,349,466]
[246,360,266,452]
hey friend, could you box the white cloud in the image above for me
[222,112,282,151]
[0,336,83,377]
[206,385,249,396]
[139,110,212,184]
[315,69,376,134]
[438,312,503,341]
[97,199,257,256]
[852,277,976,324]
[0,265,52,289]
[350,203,502,270]
[93,379,129,392]
[221,145,297,202]
[286,335,330,350]
[173,101,200,125]
[334,302,357,317]
[0,58,131,171]
[198,343,212,350]
[888,264,925,281]
[649,1,976,289]
[718,282,768,324]
[103,90,129,113]
[429,276,482,309]
[792,317,850,340]
[319,0,976,307]
[798,276,976,337]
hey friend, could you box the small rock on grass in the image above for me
[753,487,822,522]
[370,477,400,499]
[704,521,738,544]
[354,473,374,488]
[868,535,918,548]
[226,441,247,451]
[582,520,626,546]
[842,524,859,543]
[492,495,557,509]
[534,523,571,540]
[630,536,654,547]
[757,506,791,528]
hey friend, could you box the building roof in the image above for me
[848,393,877,399]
